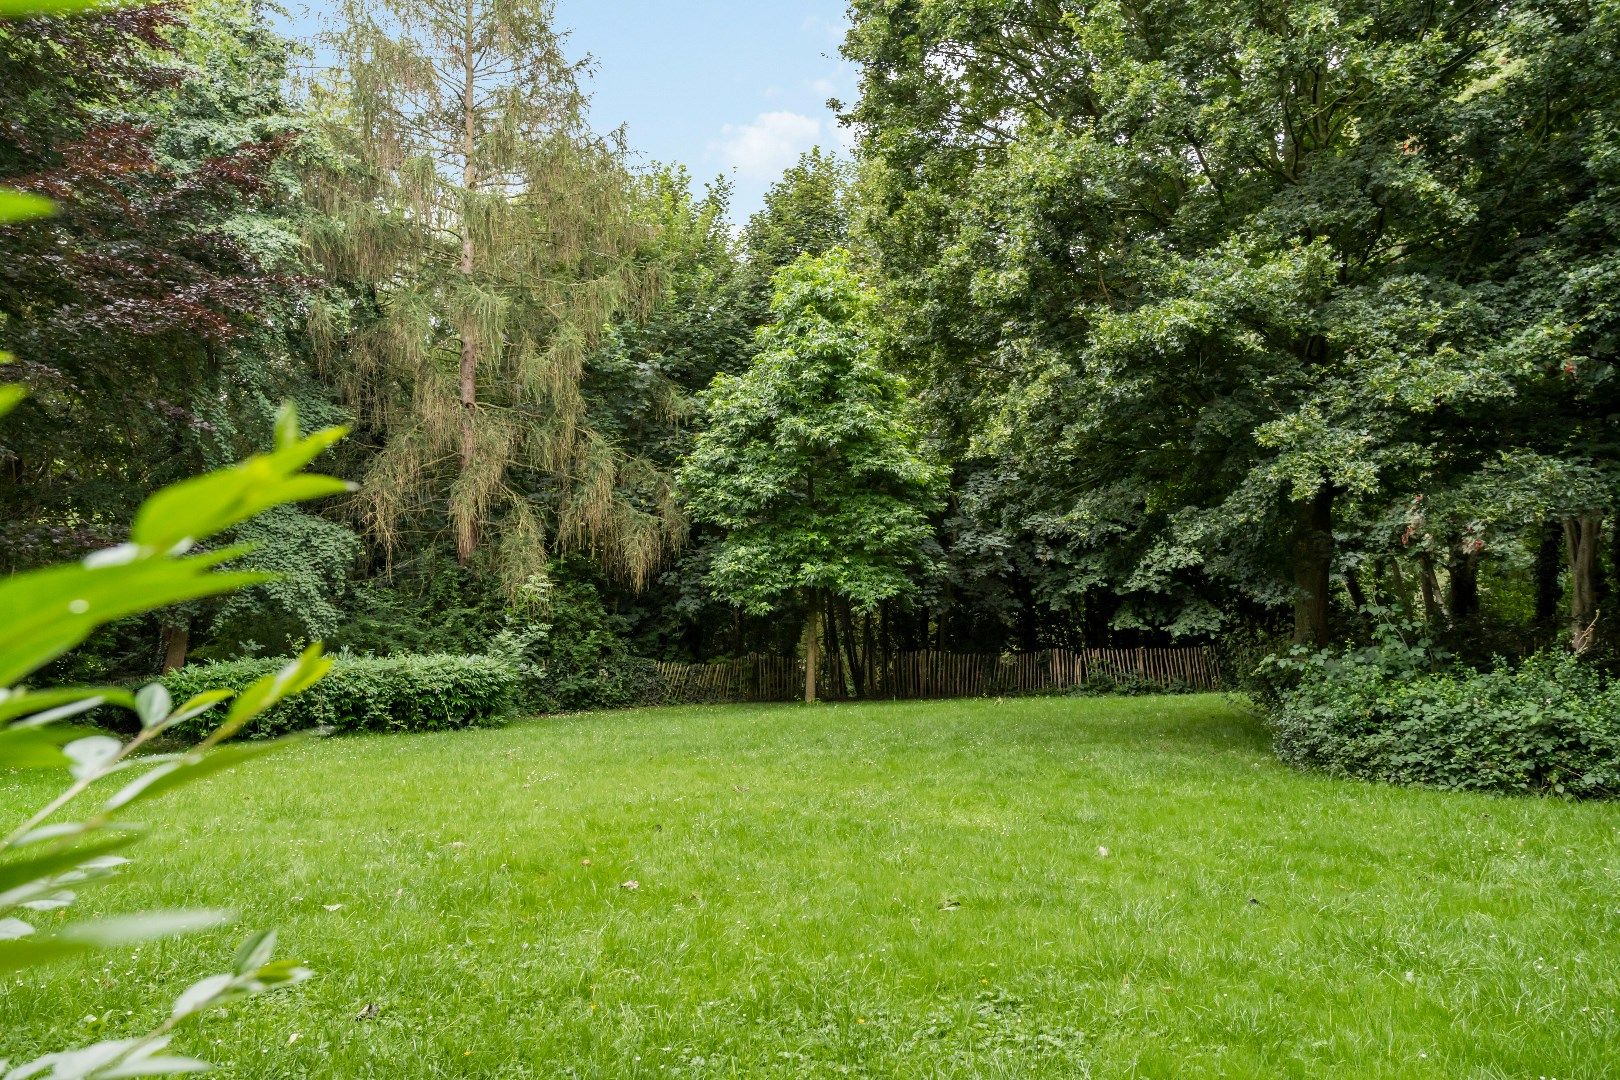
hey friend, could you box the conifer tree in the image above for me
[307,0,676,587]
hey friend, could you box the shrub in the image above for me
[163,653,517,737]
[1065,670,1199,698]
[489,574,658,713]
[1269,645,1620,798]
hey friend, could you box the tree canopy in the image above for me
[843,0,1620,649]
[4,0,1619,688]
[679,249,943,619]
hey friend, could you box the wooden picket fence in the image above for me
[647,646,1220,705]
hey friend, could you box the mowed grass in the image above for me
[4,695,1619,1078]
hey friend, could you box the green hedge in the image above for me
[1270,647,1620,798]
[161,654,518,738]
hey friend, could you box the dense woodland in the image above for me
[3,0,1618,696]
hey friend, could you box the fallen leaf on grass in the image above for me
[620,880,640,891]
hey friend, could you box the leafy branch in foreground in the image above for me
[0,391,351,1076]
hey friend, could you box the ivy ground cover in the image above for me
[3,695,1616,1078]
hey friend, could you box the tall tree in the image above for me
[0,0,311,570]
[677,250,943,702]
[742,146,851,282]
[308,0,673,588]
[844,0,1620,647]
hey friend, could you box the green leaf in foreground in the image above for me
[0,909,231,972]
[0,188,53,222]
[0,0,126,17]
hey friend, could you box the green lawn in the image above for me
[4,695,1618,1078]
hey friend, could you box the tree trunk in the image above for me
[161,622,189,674]
[1535,519,1563,627]
[1388,557,1415,620]
[1447,549,1480,623]
[1290,484,1335,647]
[454,0,480,565]
[879,602,892,695]
[802,601,821,704]
[840,604,864,698]
[824,595,845,699]
[1565,514,1602,653]
[1418,554,1442,625]
[1343,565,1367,612]
[857,610,873,697]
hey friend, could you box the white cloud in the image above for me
[714,111,822,180]
[800,14,845,43]
[810,77,838,97]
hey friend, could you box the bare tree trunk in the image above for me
[879,602,891,696]
[1447,549,1480,623]
[858,610,873,697]
[1290,484,1335,647]
[1344,566,1368,612]
[1418,554,1442,625]
[837,603,863,698]
[824,595,845,699]
[802,600,821,704]
[161,622,189,674]
[1388,558,1415,619]
[1535,519,1563,628]
[1565,514,1602,653]
[454,0,480,565]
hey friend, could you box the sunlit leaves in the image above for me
[678,250,944,617]
[128,423,352,553]
[0,0,127,15]
[0,189,52,223]
[0,395,339,1073]
[0,910,230,974]
[103,735,299,813]
[0,835,136,899]
[0,552,270,688]
[213,647,332,743]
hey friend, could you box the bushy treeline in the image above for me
[7,0,1620,729]
[1260,636,1620,798]
[843,0,1620,662]
[160,654,518,737]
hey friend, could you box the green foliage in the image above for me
[1269,645,1620,797]
[206,507,364,654]
[325,545,510,657]
[161,653,517,737]
[489,570,655,713]
[742,147,851,282]
[678,250,945,616]
[0,0,327,576]
[308,0,675,588]
[1063,671,1198,699]
[587,167,756,468]
[1,388,343,1075]
[843,0,1620,646]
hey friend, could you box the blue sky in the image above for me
[276,1,857,223]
